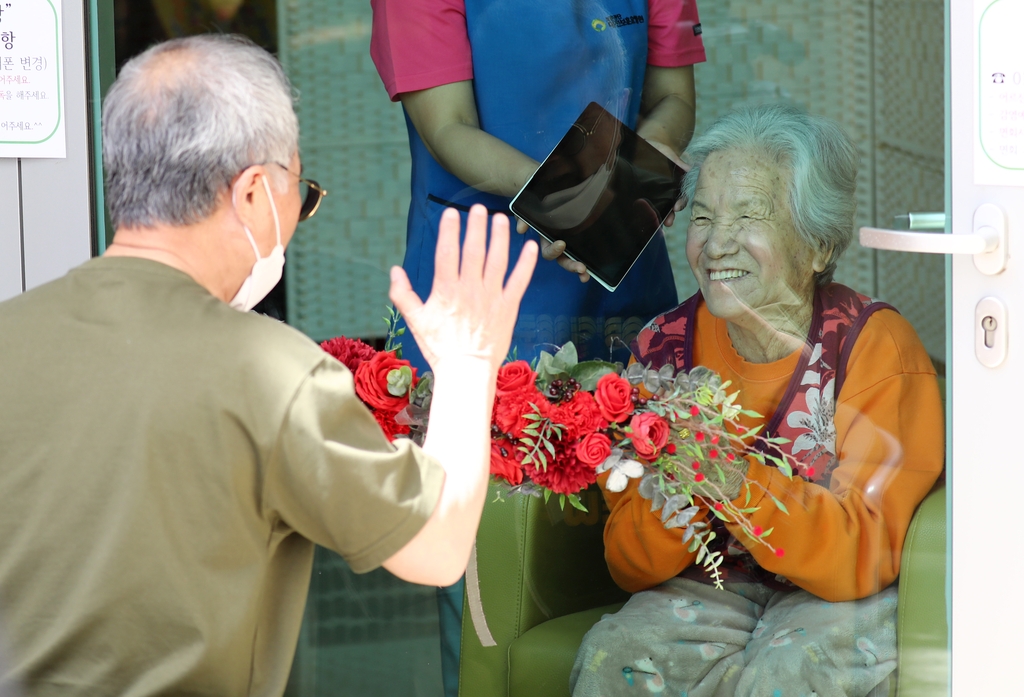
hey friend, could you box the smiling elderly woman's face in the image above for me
[686,148,829,327]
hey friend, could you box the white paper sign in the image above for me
[975,0,1024,186]
[0,0,66,159]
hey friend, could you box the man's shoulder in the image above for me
[0,256,331,388]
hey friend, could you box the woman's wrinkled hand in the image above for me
[390,205,538,375]
[692,454,750,503]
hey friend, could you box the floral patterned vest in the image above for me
[630,284,897,584]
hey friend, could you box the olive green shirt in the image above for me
[0,257,444,696]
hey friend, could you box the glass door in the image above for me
[277,0,953,695]
[863,0,1024,693]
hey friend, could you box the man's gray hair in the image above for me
[681,104,858,286]
[103,34,299,230]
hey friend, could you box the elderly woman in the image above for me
[570,105,943,697]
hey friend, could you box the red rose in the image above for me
[490,439,524,486]
[629,412,670,460]
[493,389,548,437]
[496,361,536,396]
[594,373,635,424]
[524,443,597,495]
[576,432,612,468]
[373,409,411,442]
[354,351,417,412]
[320,336,379,373]
[562,391,609,435]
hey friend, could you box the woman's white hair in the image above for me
[103,34,299,229]
[681,104,858,286]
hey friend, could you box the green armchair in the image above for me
[458,482,948,697]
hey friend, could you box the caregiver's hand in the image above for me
[644,138,690,229]
[391,205,538,375]
[515,218,591,283]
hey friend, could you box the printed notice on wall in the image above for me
[976,0,1024,186]
[0,0,65,159]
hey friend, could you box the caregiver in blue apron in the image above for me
[371,0,705,693]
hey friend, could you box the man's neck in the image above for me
[105,213,246,303]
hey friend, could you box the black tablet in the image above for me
[510,102,685,292]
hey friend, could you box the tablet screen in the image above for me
[510,102,684,291]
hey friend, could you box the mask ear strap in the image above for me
[231,177,263,260]
[262,175,282,246]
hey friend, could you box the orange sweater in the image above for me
[601,301,944,601]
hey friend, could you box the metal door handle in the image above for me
[859,203,1007,275]
[892,211,946,231]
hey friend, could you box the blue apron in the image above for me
[406,3,675,692]
[399,0,678,371]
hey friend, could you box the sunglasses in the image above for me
[269,162,327,222]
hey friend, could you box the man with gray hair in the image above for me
[0,34,536,696]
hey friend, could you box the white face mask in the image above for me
[230,175,286,312]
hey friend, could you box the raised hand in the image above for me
[390,205,538,375]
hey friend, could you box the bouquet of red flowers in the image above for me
[320,326,797,588]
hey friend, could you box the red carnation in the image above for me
[496,361,536,396]
[629,412,670,460]
[576,432,612,468]
[525,443,597,495]
[354,351,417,412]
[320,336,379,373]
[593,373,634,424]
[490,439,524,486]
[562,391,609,435]
[493,389,549,438]
[373,409,411,442]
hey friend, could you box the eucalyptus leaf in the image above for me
[624,362,646,385]
[638,472,665,507]
[665,506,700,529]
[596,448,623,475]
[394,404,429,427]
[658,364,676,391]
[641,368,662,394]
[687,536,700,552]
[386,365,414,397]
[683,525,697,544]
[517,482,545,498]
[660,494,690,523]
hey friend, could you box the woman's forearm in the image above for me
[401,81,538,198]
[637,65,697,157]
[428,121,538,197]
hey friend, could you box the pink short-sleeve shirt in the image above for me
[370,0,706,101]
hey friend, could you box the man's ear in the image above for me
[231,165,268,227]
